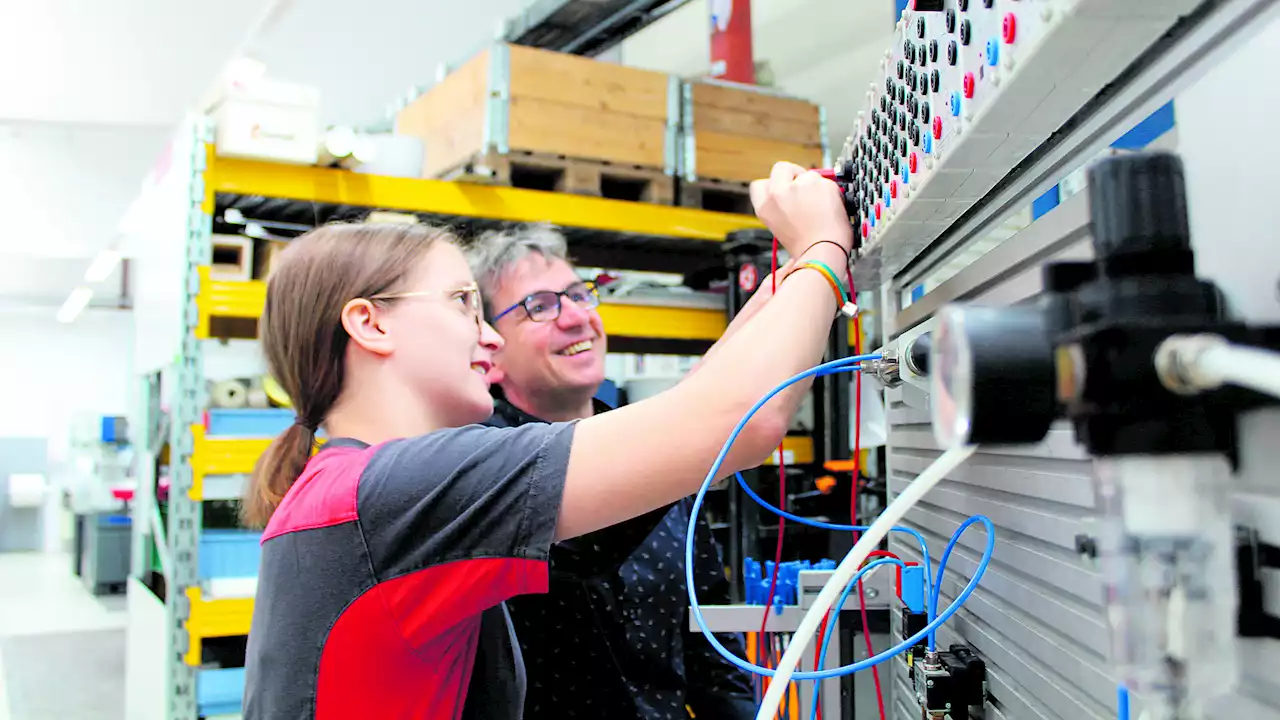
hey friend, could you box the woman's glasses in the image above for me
[492,281,600,323]
[370,283,484,328]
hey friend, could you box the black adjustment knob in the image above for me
[961,19,972,45]
[958,0,970,10]
[1086,151,1193,272]
[897,60,904,80]
[898,85,906,104]
[983,0,994,7]
[917,16,927,38]
[932,69,942,93]
[922,102,931,124]
[946,8,956,33]
[948,40,958,65]
[930,39,940,63]
[899,113,907,131]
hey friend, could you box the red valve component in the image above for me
[963,72,976,98]
[890,179,899,199]
[815,168,837,180]
[875,203,882,220]
[909,152,919,174]
[861,221,870,239]
[932,115,943,140]
[1003,12,1017,43]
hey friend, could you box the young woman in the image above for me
[240,162,855,720]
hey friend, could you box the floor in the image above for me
[0,551,128,720]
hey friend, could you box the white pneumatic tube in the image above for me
[756,444,977,720]
[1157,336,1280,400]
[1189,342,1280,400]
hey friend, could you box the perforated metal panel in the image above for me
[878,6,1280,715]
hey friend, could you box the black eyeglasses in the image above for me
[492,281,600,323]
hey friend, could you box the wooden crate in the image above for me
[680,80,828,185]
[396,43,680,182]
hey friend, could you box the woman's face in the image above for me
[380,243,504,426]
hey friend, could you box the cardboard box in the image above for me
[211,78,320,165]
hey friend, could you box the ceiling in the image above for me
[0,0,896,316]
[0,0,276,313]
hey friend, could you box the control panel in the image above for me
[837,0,1203,288]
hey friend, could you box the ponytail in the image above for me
[242,421,317,529]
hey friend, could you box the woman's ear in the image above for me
[341,298,395,356]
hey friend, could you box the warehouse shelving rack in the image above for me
[130,115,773,720]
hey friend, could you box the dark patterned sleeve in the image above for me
[684,513,757,718]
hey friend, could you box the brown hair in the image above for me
[241,222,453,528]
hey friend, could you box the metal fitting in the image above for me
[922,649,943,670]
[1154,333,1228,395]
[862,355,902,387]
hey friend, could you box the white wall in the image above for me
[0,309,135,465]
[617,0,897,151]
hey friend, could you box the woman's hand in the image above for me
[749,162,854,259]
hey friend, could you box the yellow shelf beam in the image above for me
[189,424,271,501]
[194,267,266,339]
[204,155,764,242]
[597,302,727,342]
[184,587,254,666]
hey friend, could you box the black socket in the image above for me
[900,137,908,157]
[917,16,927,38]
[961,19,972,45]
[945,8,956,33]
[897,60,904,80]
[932,69,942,93]
[908,72,918,92]
[920,79,930,97]
[899,112,907,131]
[907,43,917,65]
[930,39,940,63]
[948,40,958,65]
[880,95,888,112]
[898,85,906,104]
[921,102,931,124]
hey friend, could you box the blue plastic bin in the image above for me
[197,667,245,717]
[199,529,262,580]
[206,409,295,437]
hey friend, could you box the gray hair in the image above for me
[465,223,570,318]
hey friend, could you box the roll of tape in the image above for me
[246,387,270,409]
[210,379,249,408]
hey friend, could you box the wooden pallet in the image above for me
[441,150,675,205]
[678,177,754,215]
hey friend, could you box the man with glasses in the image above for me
[465,225,755,720]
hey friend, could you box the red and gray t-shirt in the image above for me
[242,422,575,720]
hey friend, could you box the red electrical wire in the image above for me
[851,313,887,720]
[758,237,788,719]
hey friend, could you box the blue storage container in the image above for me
[206,408,296,437]
[197,667,245,717]
[199,529,262,580]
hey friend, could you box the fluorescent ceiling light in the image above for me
[57,287,94,324]
[84,250,122,283]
